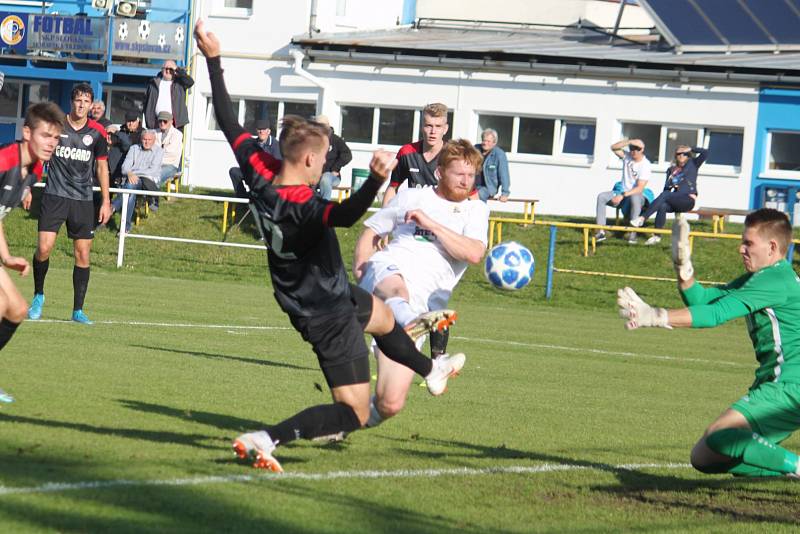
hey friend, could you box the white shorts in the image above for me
[359,252,452,317]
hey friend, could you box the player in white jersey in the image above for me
[354,139,489,427]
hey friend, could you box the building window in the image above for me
[103,88,145,125]
[206,97,314,133]
[225,0,252,6]
[621,123,661,163]
[0,81,20,118]
[620,122,742,167]
[341,106,451,146]
[768,132,800,171]
[341,106,373,143]
[378,108,414,146]
[706,130,743,166]
[478,113,595,158]
[562,122,595,155]
[211,0,252,17]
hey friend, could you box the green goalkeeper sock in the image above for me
[728,464,785,477]
[706,428,799,475]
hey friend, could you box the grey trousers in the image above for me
[595,190,643,226]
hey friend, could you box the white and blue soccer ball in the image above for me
[484,241,534,290]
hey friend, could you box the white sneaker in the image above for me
[626,232,637,244]
[232,431,283,472]
[630,216,645,228]
[645,235,662,246]
[594,231,607,243]
[406,309,457,343]
[425,352,466,396]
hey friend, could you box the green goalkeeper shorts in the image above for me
[731,381,800,444]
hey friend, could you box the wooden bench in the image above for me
[689,207,751,234]
[485,198,539,247]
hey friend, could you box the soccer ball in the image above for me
[137,20,150,40]
[484,241,534,290]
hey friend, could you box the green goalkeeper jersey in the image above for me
[682,259,800,387]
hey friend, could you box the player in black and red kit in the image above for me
[0,102,64,403]
[27,83,113,325]
[194,21,466,471]
[382,103,454,360]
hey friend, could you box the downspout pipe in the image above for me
[290,48,337,127]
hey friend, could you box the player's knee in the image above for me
[690,438,721,474]
[6,297,27,323]
[376,393,406,419]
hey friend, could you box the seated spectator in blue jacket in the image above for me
[631,145,708,245]
[112,130,163,232]
[475,128,510,202]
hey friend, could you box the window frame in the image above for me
[762,129,800,180]
[203,96,315,138]
[340,106,447,148]
[209,0,253,19]
[0,78,50,139]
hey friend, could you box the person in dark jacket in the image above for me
[105,125,131,187]
[632,145,708,245]
[120,111,143,147]
[228,118,281,197]
[314,115,352,200]
[144,60,194,131]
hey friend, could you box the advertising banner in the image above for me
[27,14,108,54]
[0,12,28,54]
[112,19,185,61]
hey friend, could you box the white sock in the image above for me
[366,395,383,428]
[385,297,417,326]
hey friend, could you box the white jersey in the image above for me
[361,187,489,312]
[621,152,651,191]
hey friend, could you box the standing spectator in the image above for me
[228,118,281,197]
[475,128,510,202]
[595,138,652,244]
[120,111,143,147]
[154,110,183,210]
[27,83,113,325]
[90,100,112,129]
[632,145,708,245]
[314,115,352,201]
[144,60,194,131]
[112,130,163,233]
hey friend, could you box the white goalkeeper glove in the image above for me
[617,287,671,330]
[671,214,694,281]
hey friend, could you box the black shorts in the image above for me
[38,194,95,240]
[289,284,374,388]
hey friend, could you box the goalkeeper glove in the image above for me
[617,287,671,330]
[671,214,694,281]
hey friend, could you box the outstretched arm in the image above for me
[326,150,396,227]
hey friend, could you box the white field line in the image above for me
[0,462,692,497]
[29,319,747,368]
[452,335,750,368]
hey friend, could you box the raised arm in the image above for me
[326,150,396,228]
[610,138,629,160]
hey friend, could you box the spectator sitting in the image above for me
[314,114,352,201]
[105,125,131,187]
[154,110,183,210]
[120,111,143,147]
[631,145,708,245]
[595,138,652,244]
[475,128,510,202]
[144,60,194,132]
[228,118,281,197]
[90,100,112,129]
[112,130,163,233]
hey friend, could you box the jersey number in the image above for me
[254,209,296,260]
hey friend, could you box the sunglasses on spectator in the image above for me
[676,151,691,157]
[158,119,170,124]
[162,67,175,73]
[628,144,642,152]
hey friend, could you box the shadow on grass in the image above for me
[118,399,266,433]
[0,413,220,450]
[379,435,800,525]
[133,344,316,371]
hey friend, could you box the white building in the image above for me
[185,0,800,218]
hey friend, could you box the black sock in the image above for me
[374,322,433,377]
[73,266,90,311]
[0,318,20,351]
[33,256,49,295]
[430,329,450,358]
[268,402,361,445]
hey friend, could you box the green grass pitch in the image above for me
[0,197,798,531]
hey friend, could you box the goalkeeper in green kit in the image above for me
[617,208,800,478]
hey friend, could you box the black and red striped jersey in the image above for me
[46,118,108,201]
[0,142,42,222]
[207,56,381,317]
[388,141,440,191]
